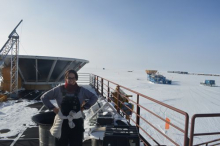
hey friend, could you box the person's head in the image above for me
[64,70,78,85]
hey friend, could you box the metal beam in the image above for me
[8,20,23,38]
[55,61,74,82]
[0,38,10,54]
[0,40,16,67]
[18,67,25,82]
[36,59,38,82]
[46,60,57,82]
[75,62,86,72]
[23,81,63,85]
[10,37,19,96]
[72,61,81,71]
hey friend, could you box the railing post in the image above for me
[90,74,92,86]
[101,78,103,96]
[116,85,120,113]
[136,94,140,132]
[90,74,92,85]
[93,75,96,88]
[189,115,196,146]
[96,76,99,92]
[184,114,189,146]
[107,81,110,102]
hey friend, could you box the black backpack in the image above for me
[60,85,81,116]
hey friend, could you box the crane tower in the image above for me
[0,20,23,98]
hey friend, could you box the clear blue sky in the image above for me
[0,0,220,73]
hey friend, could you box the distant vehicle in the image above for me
[145,70,172,84]
[147,74,172,84]
[200,80,215,86]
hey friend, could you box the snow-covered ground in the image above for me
[0,67,220,145]
[0,100,39,138]
[79,68,220,115]
[79,67,220,145]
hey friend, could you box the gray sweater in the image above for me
[41,85,98,110]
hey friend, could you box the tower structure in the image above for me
[0,20,22,97]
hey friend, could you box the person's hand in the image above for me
[53,107,59,114]
[81,106,85,111]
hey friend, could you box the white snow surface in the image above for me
[79,68,220,115]
[0,67,220,145]
[0,100,39,138]
[79,68,220,145]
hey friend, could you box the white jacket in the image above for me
[50,110,83,139]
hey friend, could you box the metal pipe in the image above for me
[8,20,23,38]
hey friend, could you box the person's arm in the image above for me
[52,107,59,114]
[82,88,98,110]
[41,86,61,113]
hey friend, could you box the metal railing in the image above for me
[78,73,220,146]
[189,113,220,146]
[78,73,90,84]
[90,74,189,146]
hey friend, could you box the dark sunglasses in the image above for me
[67,77,76,80]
